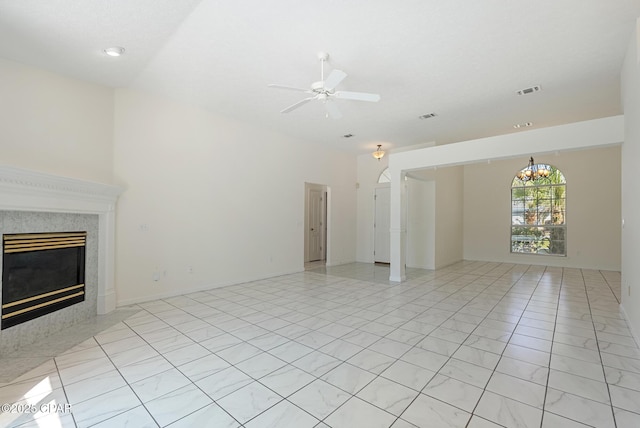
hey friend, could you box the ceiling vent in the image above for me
[516,85,541,96]
[513,122,533,129]
[418,113,437,120]
[104,47,125,57]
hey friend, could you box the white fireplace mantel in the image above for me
[0,165,123,314]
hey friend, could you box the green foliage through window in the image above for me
[511,164,566,256]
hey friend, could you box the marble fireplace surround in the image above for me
[0,165,123,315]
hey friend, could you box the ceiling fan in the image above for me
[268,52,380,119]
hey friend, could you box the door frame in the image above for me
[304,182,329,264]
[373,183,391,263]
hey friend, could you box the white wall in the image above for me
[406,167,465,270]
[621,21,640,343]
[435,166,464,268]
[0,59,114,183]
[113,89,357,304]
[406,177,435,269]
[463,146,621,270]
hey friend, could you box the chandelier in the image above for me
[516,157,551,182]
[372,144,385,161]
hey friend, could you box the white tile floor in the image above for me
[1,261,638,428]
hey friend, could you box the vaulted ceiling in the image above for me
[1,0,639,154]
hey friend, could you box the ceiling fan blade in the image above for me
[268,84,311,93]
[281,97,314,113]
[334,91,380,102]
[324,100,343,119]
[323,69,347,90]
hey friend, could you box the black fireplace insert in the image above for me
[2,232,86,330]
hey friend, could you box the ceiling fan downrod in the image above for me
[318,51,329,83]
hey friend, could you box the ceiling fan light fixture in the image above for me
[104,46,125,57]
[372,144,385,161]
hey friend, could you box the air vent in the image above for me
[513,122,533,129]
[516,85,541,96]
[418,113,437,120]
[104,47,125,57]
[342,133,354,138]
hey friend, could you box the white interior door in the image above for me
[374,186,391,263]
[308,188,325,262]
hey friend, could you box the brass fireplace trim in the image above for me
[1,284,85,309]
[1,290,85,320]
[3,232,87,253]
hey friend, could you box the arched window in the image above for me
[511,161,566,255]
[378,168,391,183]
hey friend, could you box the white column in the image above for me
[389,167,406,282]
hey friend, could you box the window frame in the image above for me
[510,165,567,257]
[378,167,391,183]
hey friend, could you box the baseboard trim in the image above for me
[619,303,640,348]
[116,268,305,307]
[325,259,356,267]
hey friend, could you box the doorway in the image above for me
[305,183,327,266]
[374,186,391,263]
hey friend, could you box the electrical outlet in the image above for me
[152,271,160,281]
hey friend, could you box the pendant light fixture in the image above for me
[516,157,551,182]
[372,144,385,161]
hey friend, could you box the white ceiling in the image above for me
[1,0,639,154]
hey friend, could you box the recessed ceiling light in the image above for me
[516,85,541,96]
[418,113,437,120]
[513,122,533,129]
[104,47,125,57]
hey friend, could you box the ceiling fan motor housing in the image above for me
[312,81,332,94]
